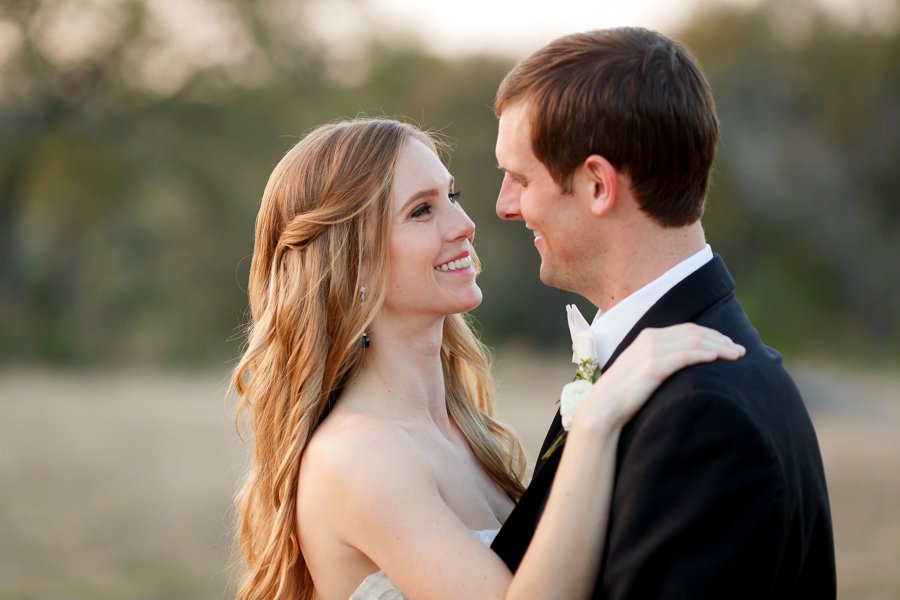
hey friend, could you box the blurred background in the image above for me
[1,0,898,597]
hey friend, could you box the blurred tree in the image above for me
[0,0,897,365]
[681,0,900,361]
[0,0,331,363]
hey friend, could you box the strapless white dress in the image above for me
[348,529,499,600]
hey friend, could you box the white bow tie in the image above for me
[566,304,598,364]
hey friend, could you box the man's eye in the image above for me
[449,190,462,203]
[411,204,431,218]
[505,173,525,188]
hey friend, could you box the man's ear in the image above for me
[582,155,618,218]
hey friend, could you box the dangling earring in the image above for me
[360,286,370,348]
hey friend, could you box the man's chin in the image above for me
[538,264,559,289]
[539,263,578,295]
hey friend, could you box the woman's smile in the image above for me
[435,254,473,272]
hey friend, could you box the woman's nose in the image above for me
[450,204,476,241]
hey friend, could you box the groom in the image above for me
[489,28,836,598]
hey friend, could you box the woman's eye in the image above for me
[448,190,462,203]
[411,203,431,218]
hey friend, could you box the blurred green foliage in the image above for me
[1,0,898,366]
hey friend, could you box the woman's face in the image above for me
[381,138,481,320]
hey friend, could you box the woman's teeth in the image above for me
[436,256,472,272]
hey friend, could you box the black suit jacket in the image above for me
[491,256,836,598]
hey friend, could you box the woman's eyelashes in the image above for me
[409,190,462,219]
[410,203,431,218]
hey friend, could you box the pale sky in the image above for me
[4,0,895,96]
[356,0,899,57]
[363,0,701,57]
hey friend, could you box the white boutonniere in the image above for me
[560,379,594,431]
[542,305,602,460]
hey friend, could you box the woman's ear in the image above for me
[581,155,618,218]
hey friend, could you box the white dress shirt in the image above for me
[591,245,714,368]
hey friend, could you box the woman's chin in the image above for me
[450,289,483,315]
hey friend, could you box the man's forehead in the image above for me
[496,104,534,166]
[498,102,530,133]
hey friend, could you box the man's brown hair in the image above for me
[495,28,719,227]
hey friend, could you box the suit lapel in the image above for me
[533,410,563,476]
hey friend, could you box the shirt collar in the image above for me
[590,245,714,368]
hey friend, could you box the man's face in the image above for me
[495,101,591,293]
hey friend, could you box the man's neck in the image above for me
[587,222,706,311]
[587,243,714,367]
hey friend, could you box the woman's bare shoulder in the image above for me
[299,409,437,518]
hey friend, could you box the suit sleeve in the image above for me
[599,390,787,599]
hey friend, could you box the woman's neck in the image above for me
[344,315,451,431]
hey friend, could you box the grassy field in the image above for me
[1,353,898,598]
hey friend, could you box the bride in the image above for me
[232,118,744,599]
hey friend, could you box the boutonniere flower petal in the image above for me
[571,329,595,366]
[566,304,601,383]
[542,305,603,461]
[567,304,593,361]
[560,379,593,431]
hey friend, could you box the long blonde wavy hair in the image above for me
[232,118,527,600]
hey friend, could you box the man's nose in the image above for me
[496,175,522,221]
